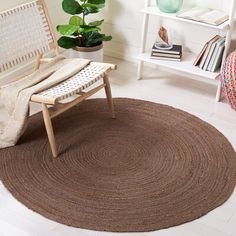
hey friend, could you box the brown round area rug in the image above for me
[0,98,236,232]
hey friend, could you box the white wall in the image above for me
[0,0,235,62]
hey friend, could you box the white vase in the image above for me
[67,44,103,62]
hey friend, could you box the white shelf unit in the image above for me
[137,0,236,101]
[141,7,230,30]
[138,52,220,80]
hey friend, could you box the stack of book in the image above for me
[194,35,225,72]
[151,44,182,62]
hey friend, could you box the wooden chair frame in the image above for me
[31,58,116,158]
[0,0,116,158]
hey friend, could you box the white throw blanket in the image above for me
[0,55,90,148]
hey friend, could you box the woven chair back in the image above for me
[0,0,57,73]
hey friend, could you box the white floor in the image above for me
[0,56,236,236]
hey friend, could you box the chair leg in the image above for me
[42,103,58,158]
[103,75,115,119]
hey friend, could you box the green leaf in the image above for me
[83,31,102,47]
[57,25,78,36]
[82,31,111,47]
[58,37,78,49]
[87,0,105,8]
[83,6,99,15]
[102,35,112,41]
[62,0,83,15]
[69,16,83,26]
[79,25,98,33]
[88,20,104,27]
[96,4,105,8]
[81,3,97,8]
[87,0,105,4]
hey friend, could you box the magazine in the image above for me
[177,7,229,26]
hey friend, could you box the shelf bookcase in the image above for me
[137,0,236,101]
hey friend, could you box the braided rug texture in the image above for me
[0,98,235,232]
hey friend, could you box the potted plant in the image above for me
[57,0,112,62]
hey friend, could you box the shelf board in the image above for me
[137,52,220,80]
[141,7,229,30]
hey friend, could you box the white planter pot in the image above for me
[67,44,103,62]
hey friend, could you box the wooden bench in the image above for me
[0,0,116,158]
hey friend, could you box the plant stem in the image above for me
[82,0,88,25]
[83,12,85,25]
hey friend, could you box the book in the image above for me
[177,7,229,26]
[178,7,209,20]
[151,53,181,61]
[151,52,181,59]
[203,36,224,71]
[193,42,208,66]
[152,44,182,55]
[199,35,221,69]
[200,10,229,26]
[207,37,225,71]
[209,43,225,72]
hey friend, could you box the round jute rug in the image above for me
[0,98,236,232]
